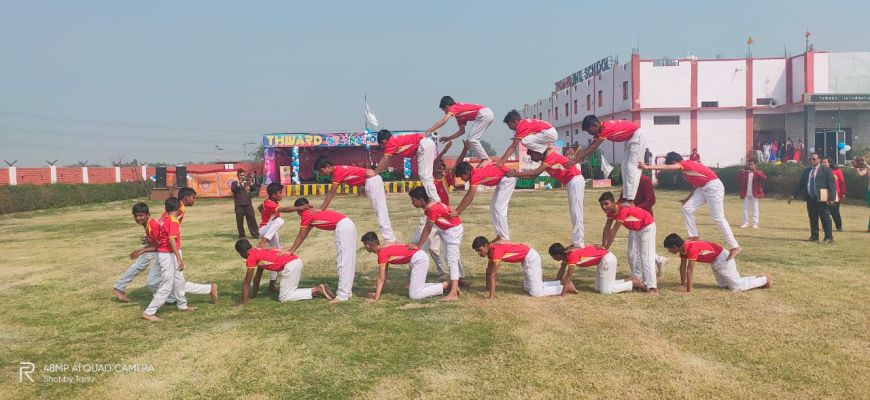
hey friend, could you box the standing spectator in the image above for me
[778,138,786,161]
[770,140,778,162]
[788,153,837,243]
[232,168,261,239]
[738,160,766,229]
[794,139,804,161]
[644,148,653,165]
[785,139,795,161]
[754,141,764,163]
[822,158,846,231]
[762,141,772,163]
[689,148,701,162]
[851,157,869,232]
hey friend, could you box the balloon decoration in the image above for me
[844,145,852,151]
[403,157,412,179]
[837,142,846,150]
[291,147,301,184]
[839,149,847,155]
[809,147,815,153]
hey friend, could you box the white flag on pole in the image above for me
[365,102,379,128]
[600,152,614,178]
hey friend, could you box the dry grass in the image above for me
[0,188,868,399]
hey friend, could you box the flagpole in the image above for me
[364,94,368,131]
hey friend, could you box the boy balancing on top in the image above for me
[640,151,742,260]
[361,232,448,300]
[112,203,161,302]
[425,96,494,166]
[498,110,558,167]
[569,116,646,206]
[409,186,463,300]
[369,129,440,205]
[471,236,562,299]
[663,233,770,293]
[234,239,333,304]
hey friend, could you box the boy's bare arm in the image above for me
[286,227,313,254]
[241,268,255,304]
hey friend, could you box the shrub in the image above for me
[0,182,151,214]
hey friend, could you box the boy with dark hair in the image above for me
[425,96,494,166]
[369,129,440,205]
[175,187,197,222]
[472,236,562,299]
[618,174,669,276]
[234,239,333,304]
[598,191,658,294]
[548,242,634,295]
[507,148,586,247]
[142,198,195,321]
[361,232,448,300]
[286,198,357,303]
[641,151,741,260]
[498,110,558,167]
[570,115,646,206]
[314,155,394,242]
[112,203,160,302]
[410,187,462,300]
[663,233,770,292]
[451,142,516,241]
[256,182,312,290]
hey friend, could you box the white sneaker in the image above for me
[739,224,749,229]
[655,255,668,277]
[752,224,758,229]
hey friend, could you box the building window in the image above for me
[565,103,569,117]
[586,95,591,111]
[622,81,629,100]
[555,107,559,120]
[653,115,680,125]
[539,113,542,120]
[573,99,578,114]
[756,98,775,106]
[565,130,570,137]
[547,109,551,121]
[597,91,603,107]
[701,101,719,107]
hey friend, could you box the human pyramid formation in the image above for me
[112,96,772,321]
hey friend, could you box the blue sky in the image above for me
[1,0,867,166]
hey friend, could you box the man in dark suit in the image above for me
[788,153,837,243]
[232,168,261,239]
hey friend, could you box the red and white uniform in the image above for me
[515,118,557,153]
[448,102,494,161]
[596,120,646,202]
[331,165,368,187]
[681,240,768,291]
[566,246,631,294]
[377,244,443,299]
[245,248,313,301]
[470,165,516,240]
[145,215,189,315]
[377,244,418,265]
[161,203,186,223]
[112,218,163,293]
[678,161,718,189]
[333,165,394,242]
[607,206,654,232]
[597,120,640,142]
[489,243,561,297]
[157,215,181,253]
[259,199,281,228]
[543,151,585,247]
[258,198,285,260]
[447,103,485,124]
[383,133,425,157]
[300,209,346,231]
[245,248,298,271]
[678,161,738,249]
[607,206,657,289]
[514,119,552,139]
[299,209,357,301]
[425,203,463,280]
[384,133,439,203]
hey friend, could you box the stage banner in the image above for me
[185,171,243,198]
[263,132,378,148]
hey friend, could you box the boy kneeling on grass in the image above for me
[548,242,636,295]
[234,239,333,304]
[663,233,771,293]
[472,236,562,299]
[360,232,448,301]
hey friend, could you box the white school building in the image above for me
[520,49,870,166]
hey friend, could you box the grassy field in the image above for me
[1,188,868,399]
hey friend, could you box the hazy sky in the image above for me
[2,0,868,166]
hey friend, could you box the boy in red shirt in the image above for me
[370,129,439,205]
[618,174,669,276]
[315,156,395,242]
[286,198,357,303]
[663,233,770,292]
[425,96,494,166]
[452,142,517,241]
[410,187,463,300]
[498,110,558,166]
[361,232,449,300]
[508,148,586,248]
[548,242,635,295]
[571,116,647,206]
[112,203,161,302]
[234,239,333,304]
[472,236,562,299]
[599,191,658,294]
[142,197,198,321]
[640,151,741,260]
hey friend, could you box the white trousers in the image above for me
[594,253,633,294]
[258,217,284,281]
[682,179,739,248]
[522,249,563,297]
[408,251,444,299]
[742,195,760,226]
[145,253,212,297]
[114,252,157,291]
[334,218,357,301]
[491,177,517,240]
[466,107,494,160]
[627,222,657,289]
[278,259,314,302]
[436,224,464,280]
[566,175,586,247]
[365,175,395,242]
[710,250,768,291]
[411,215,464,277]
[417,137,439,202]
[621,129,646,201]
[520,127,558,154]
[144,253,187,315]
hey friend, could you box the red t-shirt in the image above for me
[383,134,424,157]
[144,218,162,247]
[448,103,484,123]
[470,164,508,186]
[678,160,718,188]
[489,243,531,263]
[377,244,419,265]
[245,248,298,271]
[300,209,346,231]
[543,151,581,185]
[682,241,724,264]
[597,120,639,142]
[435,179,450,205]
[566,246,609,267]
[514,119,552,139]
[331,165,368,187]
[426,202,461,230]
[157,215,181,253]
[161,203,186,224]
[259,199,280,227]
[607,206,654,231]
